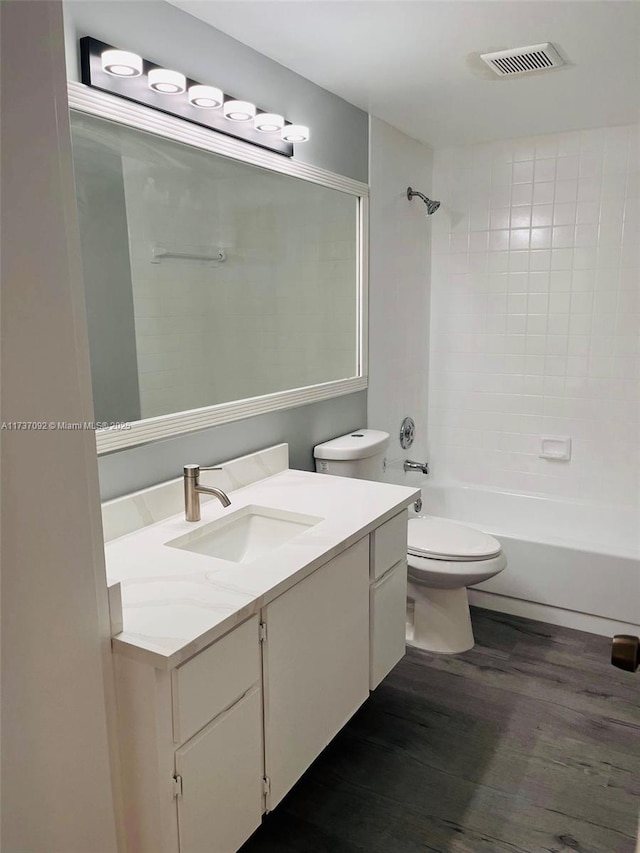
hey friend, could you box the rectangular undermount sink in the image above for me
[166,505,324,564]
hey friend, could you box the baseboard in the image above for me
[468,589,640,638]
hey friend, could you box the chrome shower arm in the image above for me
[407,186,441,216]
[407,187,429,204]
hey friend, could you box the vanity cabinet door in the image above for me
[175,685,263,853]
[370,559,407,689]
[262,537,370,809]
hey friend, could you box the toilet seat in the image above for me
[408,517,502,562]
[408,550,507,589]
[406,517,506,590]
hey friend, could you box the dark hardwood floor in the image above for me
[241,607,640,853]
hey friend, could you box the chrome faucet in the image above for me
[184,464,231,522]
[404,459,429,475]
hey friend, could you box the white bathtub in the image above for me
[417,484,640,637]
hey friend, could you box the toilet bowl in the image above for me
[407,517,506,654]
[312,429,507,656]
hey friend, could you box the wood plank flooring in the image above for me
[241,607,640,853]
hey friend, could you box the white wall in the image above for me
[0,3,119,851]
[429,124,639,514]
[368,118,433,480]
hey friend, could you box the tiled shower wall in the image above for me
[429,124,639,506]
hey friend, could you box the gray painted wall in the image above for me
[63,1,368,182]
[73,129,141,423]
[63,0,369,498]
[99,391,367,500]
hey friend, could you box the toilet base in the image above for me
[407,581,475,654]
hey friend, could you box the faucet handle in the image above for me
[184,464,223,478]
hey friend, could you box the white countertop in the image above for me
[105,462,419,669]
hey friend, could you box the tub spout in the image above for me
[404,459,429,475]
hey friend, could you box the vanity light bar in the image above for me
[80,37,311,157]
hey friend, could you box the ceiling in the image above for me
[167,0,640,149]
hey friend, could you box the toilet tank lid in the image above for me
[313,429,389,461]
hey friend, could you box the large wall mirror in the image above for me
[68,84,368,453]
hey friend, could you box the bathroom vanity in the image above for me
[103,445,419,853]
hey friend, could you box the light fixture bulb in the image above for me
[148,68,186,95]
[281,124,310,143]
[188,85,223,109]
[254,113,285,133]
[223,100,256,122]
[101,49,142,77]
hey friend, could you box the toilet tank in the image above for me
[313,429,389,481]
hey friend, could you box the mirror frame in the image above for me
[68,82,368,454]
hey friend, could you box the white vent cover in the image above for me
[480,43,564,76]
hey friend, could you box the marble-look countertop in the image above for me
[105,462,419,669]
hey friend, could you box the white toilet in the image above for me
[313,429,507,654]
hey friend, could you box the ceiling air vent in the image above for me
[480,43,564,76]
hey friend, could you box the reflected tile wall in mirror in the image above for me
[71,112,359,422]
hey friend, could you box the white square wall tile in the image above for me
[531,228,552,249]
[547,315,570,335]
[512,183,533,206]
[532,204,554,227]
[529,250,551,271]
[513,161,534,184]
[552,226,575,248]
[490,208,511,229]
[555,180,579,204]
[549,292,571,313]
[510,229,530,250]
[533,183,555,205]
[534,159,556,183]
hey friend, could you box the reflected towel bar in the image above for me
[151,246,227,264]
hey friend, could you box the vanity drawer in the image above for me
[172,615,260,745]
[370,510,408,580]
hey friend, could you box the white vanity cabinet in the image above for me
[114,615,264,853]
[262,537,370,808]
[172,617,264,853]
[175,686,263,853]
[112,512,410,853]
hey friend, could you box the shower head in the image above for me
[407,187,440,216]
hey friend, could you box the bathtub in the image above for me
[417,484,640,637]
